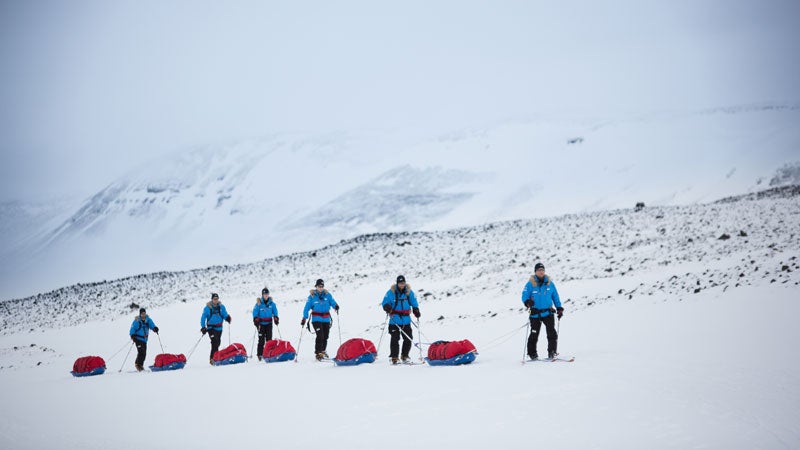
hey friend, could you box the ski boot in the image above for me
[391,357,399,365]
[529,353,538,361]
[209,359,215,366]
[401,355,411,364]
[135,364,144,372]
[315,352,326,361]
[548,351,557,360]
[257,356,263,362]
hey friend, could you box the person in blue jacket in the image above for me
[253,287,279,361]
[130,308,158,371]
[521,263,564,360]
[301,279,339,361]
[381,275,420,364]
[200,293,231,365]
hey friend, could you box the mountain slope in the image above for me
[2,185,798,336]
[1,105,799,300]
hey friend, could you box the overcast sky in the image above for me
[1,0,798,202]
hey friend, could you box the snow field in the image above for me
[0,280,797,449]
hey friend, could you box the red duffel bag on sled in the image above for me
[212,343,247,366]
[262,339,296,363]
[71,356,106,377]
[426,339,477,366]
[333,338,377,366]
[150,353,187,372]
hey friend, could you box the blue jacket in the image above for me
[521,275,562,318]
[382,284,419,326]
[253,296,279,325]
[130,315,156,343]
[201,301,230,331]
[303,290,338,323]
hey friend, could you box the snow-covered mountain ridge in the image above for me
[2,104,798,300]
[3,185,798,338]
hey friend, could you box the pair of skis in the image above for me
[523,355,575,364]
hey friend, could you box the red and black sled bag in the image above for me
[153,353,187,367]
[72,356,105,373]
[213,343,247,361]
[262,340,296,359]
[427,339,477,360]
[335,338,377,361]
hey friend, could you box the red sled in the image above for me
[150,353,187,372]
[71,356,106,377]
[426,340,477,366]
[212,343,247,366]
[262,339,296,363]
[334,338,377,366]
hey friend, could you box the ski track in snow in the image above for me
[0,186,798,449]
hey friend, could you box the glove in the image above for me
[383,304,392,314]
[153,327,159,334]
[131,335,136,342]
[201,327,207,335]
[557,307,564,319]
[225,315,232,323]
[524,300,533,308]
[253,318,259,327]
[412,307,421,318]
[301,318,306,326]
[273,317,279,325]
[334,305,340,312]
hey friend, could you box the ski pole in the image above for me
[416,318,423,361]
[522,309,531,364]
[336,311,342,348]
[376,313,390,355]
[409,319,432,343]
[522,320,530,364]
[294,323,305,362]
[249,327,257,360]
[557,316,561,356]
[227,323,231,346]
[119,342,134,373]
[276,324,282,339]
[186,334,205,363]
[156,333,165,353]
[106,339,133,363]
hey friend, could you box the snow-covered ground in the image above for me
[0,186,798,449]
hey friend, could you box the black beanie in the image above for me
[211,293,219,299]
[315,279,324,287]
[139,308,146,314]
[396,275,406,284]
[534,263,545,271]
[262,287,269,295]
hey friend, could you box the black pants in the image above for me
[256,323,273,357]
[208,329,222,361]
[134,340,147,367]
[388,324,413,358]
[313,322,331,354]
[528,315,558,357]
